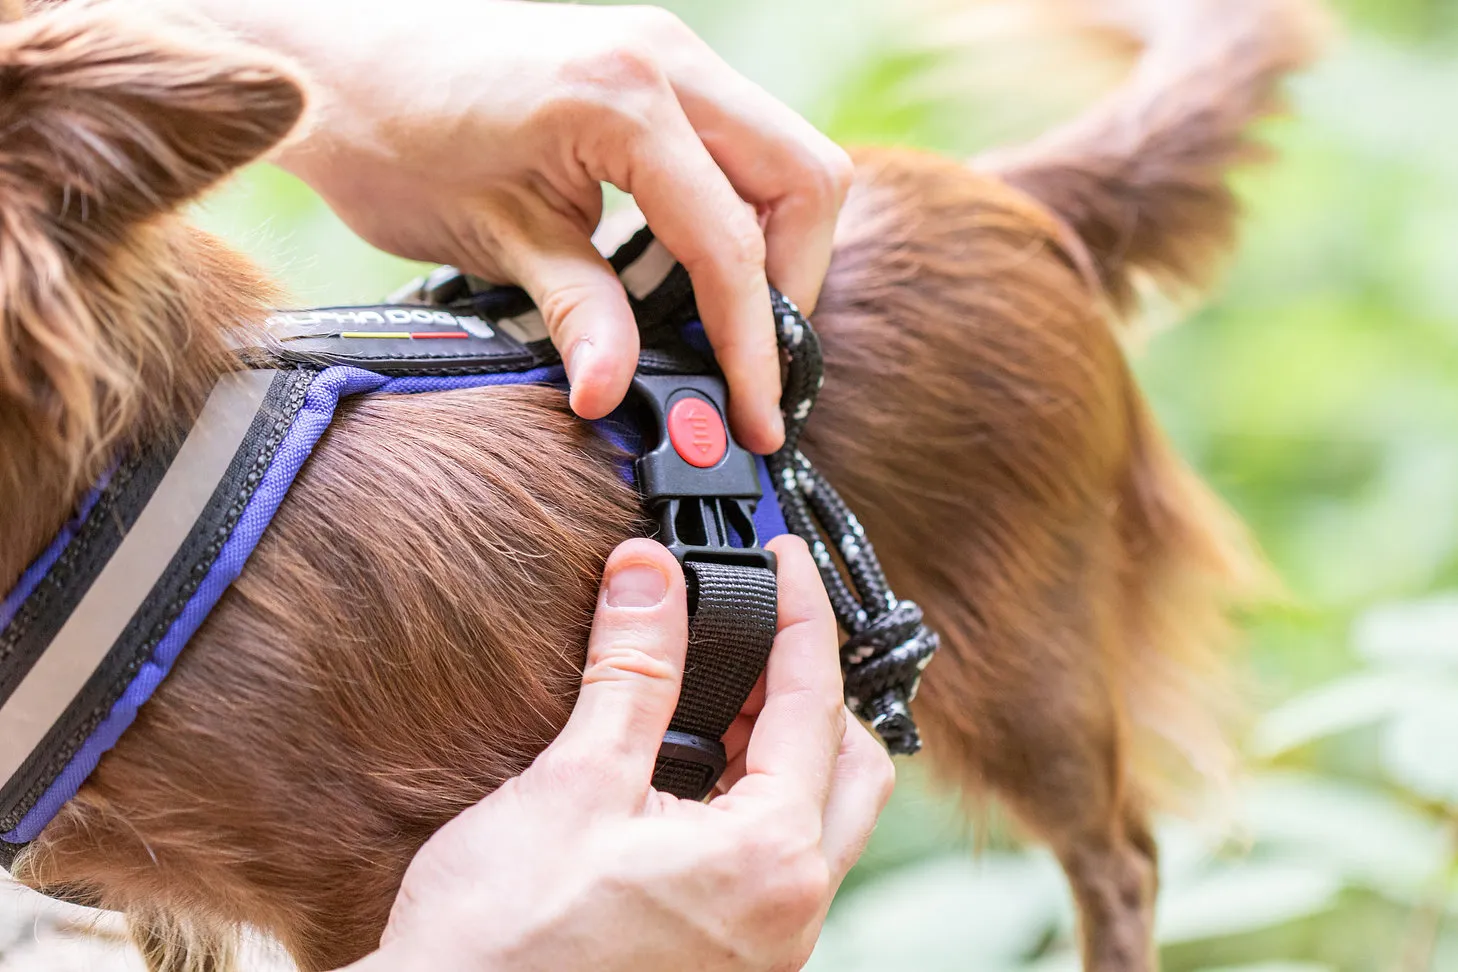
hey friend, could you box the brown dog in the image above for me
[0,0,1322,969]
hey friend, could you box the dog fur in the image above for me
[0,1,1323,969]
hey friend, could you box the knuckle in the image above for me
[543,39,669,145]
[734,815,820,874]
[707,308,776,362]
[532,747,621,794]
[563,39,666,97]
[535,279,600,340]
[535,89,650,149]
[758,853,832,930]
[582,640,677,685]
[724,219,769,272]
[625,5,694,47]
[789,142,854,215]
[714,820,831,947]
[818,143,856,203]
[781,684,846,736]
[687,217,768,289]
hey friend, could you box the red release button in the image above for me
[667,396,728,468]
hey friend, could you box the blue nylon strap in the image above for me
[2,361,785,846]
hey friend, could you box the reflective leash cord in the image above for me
[766,292,939,755]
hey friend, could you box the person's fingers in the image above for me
[598,101,784,454]
[821,715,896,884]
[759,180,844,320]
[729,534,844,809]
[714,721,750,797]
[534,539,688,811]
[713,671,767,794]
[721,711,755,764]
[663,50,853,315]
[481,201,641,421]
[739,672,767,719]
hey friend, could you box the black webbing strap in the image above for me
[651,561,777,798]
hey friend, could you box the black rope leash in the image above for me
[766,292,940,755]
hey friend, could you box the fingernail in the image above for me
[606,561,669,608]
[756,408,785,453]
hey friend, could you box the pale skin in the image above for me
[188,0,856,454]
[154,1,884,968]
[350,537,894,972]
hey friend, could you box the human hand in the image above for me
[198,0,853,454]
[348,535,894,972]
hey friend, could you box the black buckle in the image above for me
[633,372,776,801]
[654,731,728,801]
[631,373,777,574]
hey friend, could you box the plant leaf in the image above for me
[1156,860,1343,944]
[1237,772,1447,897]
[1251,669,1441,757]
[811,853,1068,972]
[1354,594,1458,670]
[1380,686,1458,805]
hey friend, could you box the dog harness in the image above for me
[0,229,938,870]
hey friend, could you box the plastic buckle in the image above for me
[655,731,728,801]
[633,372,775,801]
[631,373,777,574]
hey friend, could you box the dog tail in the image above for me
[970,0,1318,801]
[975,0,1328,314]
[1115,388,1265,806]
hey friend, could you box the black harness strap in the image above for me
[653,561,778,797]
[623,367,778,799]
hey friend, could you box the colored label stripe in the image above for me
[337,331,471,340]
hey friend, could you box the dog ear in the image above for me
[0,2,307,240]
[0,3,305,471]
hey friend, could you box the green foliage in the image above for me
[203,1,1458,968]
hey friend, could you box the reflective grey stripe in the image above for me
[498,309,549,344]
[620,240,675,300]
[0,370,274,782]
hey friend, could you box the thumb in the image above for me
[533,539,689,812]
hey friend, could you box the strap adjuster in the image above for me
[654,730,728,802]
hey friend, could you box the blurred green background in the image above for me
[193,1,1458,969]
